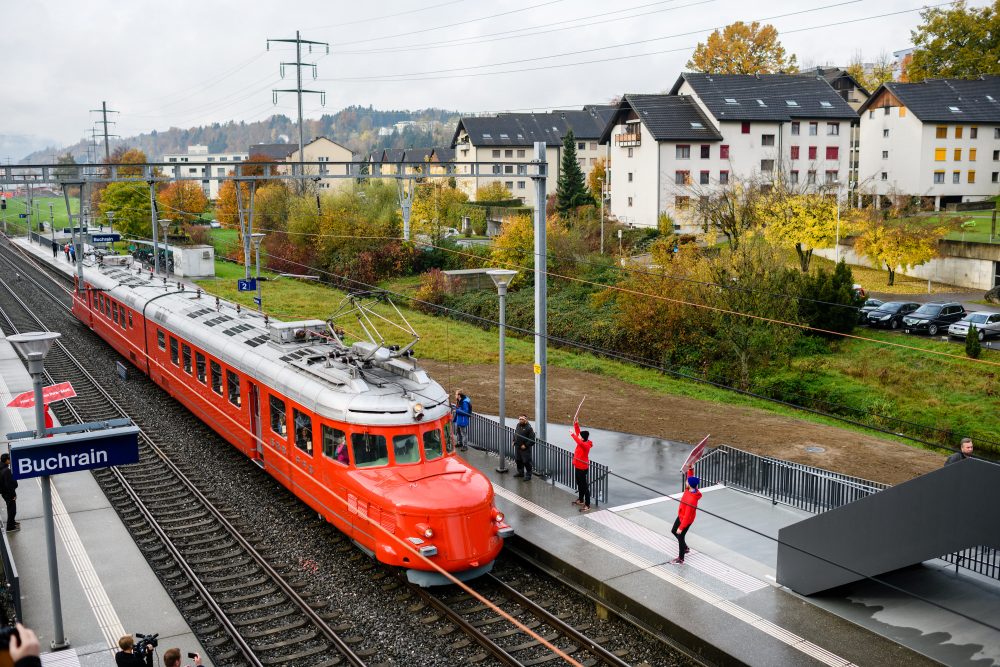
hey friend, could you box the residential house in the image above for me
[810,67,872,193]
[162,145,248,199]
[857,76,1000,209]
[285,137,354,190]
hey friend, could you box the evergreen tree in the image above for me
[556,130,593,215]
[966,325,982,359]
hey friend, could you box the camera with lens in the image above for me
[135,632,159,653]
[0,626,19,650]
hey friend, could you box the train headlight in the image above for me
[412,403,424,421]
[494,511,505,523]
[416,522,433,538]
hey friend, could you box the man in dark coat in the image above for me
[945,438,974,465]
[512,415,535,481]
[1,453,19,532]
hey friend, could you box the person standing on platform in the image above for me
[944,437,974,465]
[1,453,19,532]
[64,243,70,262]
[512,414,535,481]
[452,390,472,452]
[570,421,593,512]
[671,473,702,564]
[116,635,155,667]
[163,648,202,667]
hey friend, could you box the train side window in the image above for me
[112,302,119,324]
[226,370,241,407]
[104,296,110,317]
[195,352,206,383]
[128,311,133,328]
[182,345,192,374]
[293,409,313,455]
[169,337,179,365]
[120,309,127,330]
[157,330,166,350]
[322,425,348,465]
[392,434,420,464]
[444,424,455,453]
[352,433,388,468]
[423,429,443,461]
[269,395,287,436]
[97,293,103,313]
[210,361,222,394]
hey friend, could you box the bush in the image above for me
[797,261,859,337]
[966,325,982,359]
[414,269,450,312]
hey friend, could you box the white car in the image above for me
[948,311,1000,341]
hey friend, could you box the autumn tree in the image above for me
[97,181,152,240]
[157,181,208,225]
[475,182,513,202]
[907,1,1000,81]
[556,130,593,214]
[760,191,837,272]
[687,22,798,75]
[845,51,897,92]
[587,157,607,206]
[693,175,765,250]
[411,182,469,241]
[851,215,953,286]
[112,148,149,177]
[490,214,571,286]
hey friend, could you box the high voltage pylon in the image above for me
[89,101,119,162]
[267,31,329,189]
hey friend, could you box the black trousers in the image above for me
[671,517,690,558]
[4,497,16,529]
[515,447,532,479]
[575,468,590,506]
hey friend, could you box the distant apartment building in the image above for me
[450,106,614,202]
[162,145,248,199]
[857,77,1000,209]
[249,137,353,190]
[601,73,857,230]
[810,67,872,194]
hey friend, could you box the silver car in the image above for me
[948,311,1000,341]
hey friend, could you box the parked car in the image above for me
[866,301,921,329]
[857,298,884,324]
[902,302,966,336]
[948,311,1000,341]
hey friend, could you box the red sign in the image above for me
[6,382,77,409]
[0,192,12,199]
[680,434,710,474]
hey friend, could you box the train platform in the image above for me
[466,420,1000,667]
[0,333,211,666]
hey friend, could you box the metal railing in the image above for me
[699,444,1000,583]
[0,529,21,623]
[467,413,609,506]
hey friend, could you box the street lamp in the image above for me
[487,269,518,473]
[8,331,70,650]
[49,204,56,259]
[106,210,115,235]
[251,233,266,312]
[834,182,843,264]
[598,175,605,255]
[157,219,171,276]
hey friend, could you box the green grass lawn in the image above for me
[2,195,80,233]
[208,228,241,256]
[195,259,1000,450]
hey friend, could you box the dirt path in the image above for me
[424,360,944,485]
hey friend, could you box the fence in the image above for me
[467,413,609,506]
[698,444,1000,583]
[0,530,20,623]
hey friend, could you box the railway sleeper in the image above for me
[205,575,269,592]
[251,628,319,652]
[233,608,300,626]
[238,617,308,640]
[486,621,543,640]
[150,505,211,520]
[470,614,522,629]
[214,585,278,603]
[258,643,337,666]
[186,549,244,566]
[519,645,581,667]
[502,631,559,653]
[182,536,238,550]
[193,556,253,574]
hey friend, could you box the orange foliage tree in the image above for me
[157,181,208,225]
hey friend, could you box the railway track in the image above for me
[0,266,368,667]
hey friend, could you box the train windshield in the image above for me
[392,434,420,464]
[353,433,389,468]
[423,429,444,461]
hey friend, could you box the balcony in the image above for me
[614,132,641,147]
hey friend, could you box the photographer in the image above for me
[8,623,41,667]
[116,635,154,667]
[163,648,202,667]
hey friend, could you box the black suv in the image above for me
[866,301,921,329]
[902,302,967,336]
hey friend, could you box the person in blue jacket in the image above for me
[452,390,472,452]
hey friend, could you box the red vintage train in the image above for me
[67,258,511,585]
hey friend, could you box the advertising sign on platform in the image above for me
[11,425,140,480]
[6,382,77,409]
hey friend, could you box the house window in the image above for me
[954,149,962,161]
[504,165,513,174]
[676,145,691,159]
[720,145,730,159]
[933,171,945,184]
[590,142,598,150]
[807,170,816,184]
[995,150,1000,161]
[627,196,633,207]
[826,146,839,160]
[882,150,889,159]
[791,122,800,136]
[955,127,964,139]
[675,196,691,209]
[761,134,775,146]
[210,361,222,395]
[970,149,977,161]
[517,164,527,175]
[675,170,691,185]
[227,370,241,407]
[578,141,586,150]
[883,129,890,138]
[492,165,501,174]
[993,172,999,183]
[881,172,888,181]
[741,122,751,134]
[719,170,729,184]
[760,159,774,172]
[627,148,633,157]
[809,122,818,136]
[884,106,890,115]
[808,146,817,160]
[825,170,838,184]
[700,145,710,158]
[492,150,501,158]
[504,181,513,189]
[790,146,800,160]
[699,170,710,185]
[827,123,840,136]
[516,149,525,158]
[504,149,513,158]
[518,181,525,189]
[790,170,799,184]
[970,127,978,139]
[968,170,976,184]
[935,148,946,161]
[627,172,633,182]
[899,107,906,117]
[869,110,874,119]
[996,129,1000,139]
[953,171,961,184]
[577,158,585,168]
[589,158,596,166]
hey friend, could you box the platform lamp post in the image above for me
[106,210,115,236]
[49,204,56,258]
[487,269,518,473]
[8,331,70,651]
[157,219,171,277]
[251,233,266,312]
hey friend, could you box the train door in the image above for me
[248,382,264,467]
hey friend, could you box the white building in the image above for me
[450,107,614,202]
[601,73,857,231]
[857,77,1000,209]
[285,137,354,190]
[163,145,248,199]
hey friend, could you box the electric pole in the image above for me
[267,31,329,190]
[90,101,119,162]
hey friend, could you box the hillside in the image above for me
[21,106,461,163]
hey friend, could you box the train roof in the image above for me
[83,262,450,426]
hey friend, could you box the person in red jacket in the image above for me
[570,420,593,512]
[671,473,702,564]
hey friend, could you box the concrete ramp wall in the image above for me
[777,458,1000,595]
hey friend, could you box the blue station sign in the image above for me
[237,278,257,292]
[91,233,121,244]
[10,425,140,480]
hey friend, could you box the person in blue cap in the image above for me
[671,471,702,564]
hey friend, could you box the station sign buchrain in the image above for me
[91,234,121,244]
[10,425,140,480]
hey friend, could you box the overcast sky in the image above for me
[3,0,983,158]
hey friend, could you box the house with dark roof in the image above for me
[450,106,614,201]
[248,143,296,161]
[857,77,1000,207]
[809,67,871,111]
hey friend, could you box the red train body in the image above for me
[69,263,510,585]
